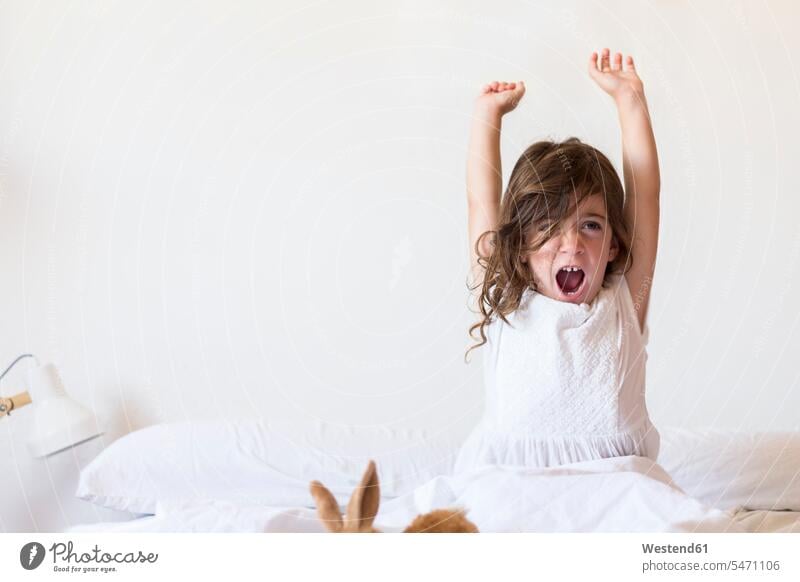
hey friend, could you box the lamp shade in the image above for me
[25,363,103,458]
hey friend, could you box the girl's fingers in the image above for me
[589,52,599,72]
[600,48,610,71]
[612,52,622,71]
[480,79,526,97]
[626,55,636,72]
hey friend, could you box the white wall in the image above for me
[1,0,798,532]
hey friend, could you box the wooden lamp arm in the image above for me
[0,391,32,418]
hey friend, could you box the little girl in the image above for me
[456,48,661,471]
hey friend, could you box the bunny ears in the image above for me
[309,459,381,533]
[309,460,479,533]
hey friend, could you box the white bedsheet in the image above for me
[66,456,748,533]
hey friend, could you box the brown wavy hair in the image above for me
[464,137,633,363]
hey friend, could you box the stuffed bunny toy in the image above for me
[309,459,479,533]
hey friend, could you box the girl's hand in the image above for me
[475,81,526,116]
[588,49,644,102]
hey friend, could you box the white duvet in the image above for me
[67,456,748,533]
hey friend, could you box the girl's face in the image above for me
[521,194,619,305]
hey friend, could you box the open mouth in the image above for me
[555,267,586,297]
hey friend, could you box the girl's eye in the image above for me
[584,222,601,231]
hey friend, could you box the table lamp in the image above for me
[0,354,104,458]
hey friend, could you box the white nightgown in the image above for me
[454,272,660,472]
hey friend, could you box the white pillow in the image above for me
[657,426,800,511]
[76,419,461,515]
[78,420,800,515]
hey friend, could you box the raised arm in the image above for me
[589,49,660,333]
[466,81,526,296]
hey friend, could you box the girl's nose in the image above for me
[559,226,586,253]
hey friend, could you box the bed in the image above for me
[63,420,800,533]
[66,506,800,534]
